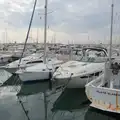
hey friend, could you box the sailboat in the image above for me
[16,0,64,82]
[85,3,120,114]
[16,57,63,82]
[52,46,108,88]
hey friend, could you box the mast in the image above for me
[5,28,7,44]
[36,28,39,43]
[109,2,114,64]
[43,0,48,64]
[18,0,37,66]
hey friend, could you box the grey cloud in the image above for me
[1,0,120,35]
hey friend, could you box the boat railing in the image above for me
[96,84,120,92]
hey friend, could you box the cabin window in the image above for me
[80,71,102,78]
[23,59,29,61]
[80,76,88,78]
[26,60,43,64]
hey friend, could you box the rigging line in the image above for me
[9,0,38,118]
[18,0,38,67]
[38,10,56,15]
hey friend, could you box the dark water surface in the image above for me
[0,70,119,120]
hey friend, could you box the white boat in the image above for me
[85,58,120,113]
[16,57,63,82]
[1,53,44,73]
[15,0,64,82]
[52,47,108,88]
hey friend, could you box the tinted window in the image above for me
[26,60,43,64]
[80,71,102,78]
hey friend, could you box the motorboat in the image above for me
[53,61,104,88]
[16,57,64,82]
[52,47,109,88]
[85,58,120,114]
[0,53,44,73]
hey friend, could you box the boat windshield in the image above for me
[79,48,108,63]
[85,49,106,57]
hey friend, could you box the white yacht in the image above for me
[1,53,44,73]
[52,47,108,88]
[16,57,64,82]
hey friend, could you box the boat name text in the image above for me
[96,90,120,96]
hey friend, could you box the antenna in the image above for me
[109,2,114,64]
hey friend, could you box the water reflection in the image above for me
[17,81,50,96]
[85,107,120,120]
[0,70,120,120]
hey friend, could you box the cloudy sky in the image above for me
[0,0,120,44]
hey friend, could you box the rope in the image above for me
[62,73,73,91]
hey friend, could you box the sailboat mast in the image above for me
[109,2,114,64]
[4,28,7,44]
[37,28,39,43]
[18,0,37,66]
[43,0,48,64]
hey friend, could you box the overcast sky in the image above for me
[0,0,120,44]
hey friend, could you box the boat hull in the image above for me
[85,78,120,114]
[18,71,52,82]
[2,66,26,74]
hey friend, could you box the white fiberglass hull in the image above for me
[53,61,104,88]
[16,58,63,82]
[18,71,51,82]
[0,53,44,73]
[1,66,27,74]
[85,75,120,114]
[17,63,57,82]
[1,62,44,74]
